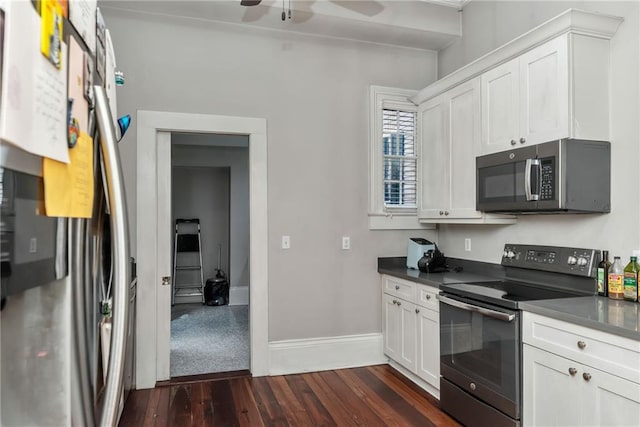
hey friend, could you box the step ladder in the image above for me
[172,218,205,305]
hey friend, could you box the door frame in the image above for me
[136,111,269,388]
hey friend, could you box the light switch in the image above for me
[282,235,290,249]
[342,236,350,250]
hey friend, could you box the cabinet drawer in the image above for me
[417,284,439,311]
[523,312,640,383]
[383,275,416,301]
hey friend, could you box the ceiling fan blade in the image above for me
[240,0,262,6]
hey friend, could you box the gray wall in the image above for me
[436,1,640,263]
[172,143,250,288]
[172,166,231,283]
[101,4,439,341]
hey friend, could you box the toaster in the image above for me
[407,238,436,269]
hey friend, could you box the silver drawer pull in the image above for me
[577,341,587,350]
[397,301,401,306]
[582,372,592,382]
[568,367,577,376]
[426,295,431,300]
[395,285,400,290]
[415,308,420,314]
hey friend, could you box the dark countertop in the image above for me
[378,256,499,288]
[520,297,640,341]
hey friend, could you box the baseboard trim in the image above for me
[229,286,249,306]
[268,333,386,376]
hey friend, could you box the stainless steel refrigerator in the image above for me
[0,3,133,425]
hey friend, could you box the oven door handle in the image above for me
[437,294,516,322]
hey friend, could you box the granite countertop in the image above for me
[520,296,640,341]
[378,256,499,288]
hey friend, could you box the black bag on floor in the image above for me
[204,269,229,306]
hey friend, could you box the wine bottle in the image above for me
[596,250,611,296]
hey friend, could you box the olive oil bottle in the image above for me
[608,256,624,300]
[596,250,611,296]
[623,256,639,302]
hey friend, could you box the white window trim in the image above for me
[368,86,435,230]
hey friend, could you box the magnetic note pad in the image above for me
[43,132,94,218]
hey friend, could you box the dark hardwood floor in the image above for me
[119,364,461,426]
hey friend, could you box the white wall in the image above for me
[172,143,250,288]
[102,6,438,342]
[172,166,230,282]
[436,1,640,263]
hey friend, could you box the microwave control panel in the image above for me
[539,159,555,200]
[501,244,597,277]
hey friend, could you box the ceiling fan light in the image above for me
[240,0,262,6]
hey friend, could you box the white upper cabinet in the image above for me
[481,33,610,155]
[419,78,515,223]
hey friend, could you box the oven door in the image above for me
[438,293,520,419]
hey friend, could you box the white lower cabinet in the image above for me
[523,312,640,427]
[382,275,440,397]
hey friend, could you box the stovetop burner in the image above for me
[440,280,583,310]
[439,244,599,310]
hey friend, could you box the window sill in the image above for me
[368,213,437,230]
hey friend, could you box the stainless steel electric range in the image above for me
[437,244,598,427]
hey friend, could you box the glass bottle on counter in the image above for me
[608,256,624,300]
[596,250,611,296]
[623,256,639,302]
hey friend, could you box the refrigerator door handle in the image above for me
[94,86,130,427]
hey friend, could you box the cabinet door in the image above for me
[447,78,483,218]
[523,344,581,427]
[519,35,569,145]
[383,293,400,361]
[481,59,519,154]
[398,299,417,372]
[583,365,640,427]
[418,96,449,219]
[416,306,439,390]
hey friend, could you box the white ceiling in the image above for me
[100,0,465,51]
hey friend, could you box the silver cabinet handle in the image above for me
[444,211,450,216]
[395,285,400,290]
[569,367,578,376]
[510,139,516,145]
[415,308,420,314]
[577,341,587,350]
[520,137,526,144]
[583,372,592,381]
[426,294,432,300]
[397,301,401,306]
[392,299,397,305]
[95,86,131,427]
[439,210,444,215]
[437,294,515,322]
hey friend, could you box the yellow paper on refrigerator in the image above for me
[40,0,64,69]
[43,132,94,218]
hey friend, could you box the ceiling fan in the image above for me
[240,0,384,22]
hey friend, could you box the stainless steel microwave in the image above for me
[476,139,610,213]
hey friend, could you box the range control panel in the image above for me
[501,244,598,277]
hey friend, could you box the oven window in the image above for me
[478,161,526,203]
[440,298,520,401]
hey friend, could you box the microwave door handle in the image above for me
[524,158,541,201]
[437,294,515,322]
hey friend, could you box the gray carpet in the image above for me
[170,304,249,378]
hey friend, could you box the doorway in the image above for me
[170,136,250,377]
[135,111,268,389]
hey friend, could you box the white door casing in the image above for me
[136,111,268,389]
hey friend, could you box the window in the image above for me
[369,86,432,230]
[382,109,417,208]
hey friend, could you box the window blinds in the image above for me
[382,109,417,208]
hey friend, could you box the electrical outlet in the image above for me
[464,238,471,252]
[342,236,350,250]
[282,235,290,249]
